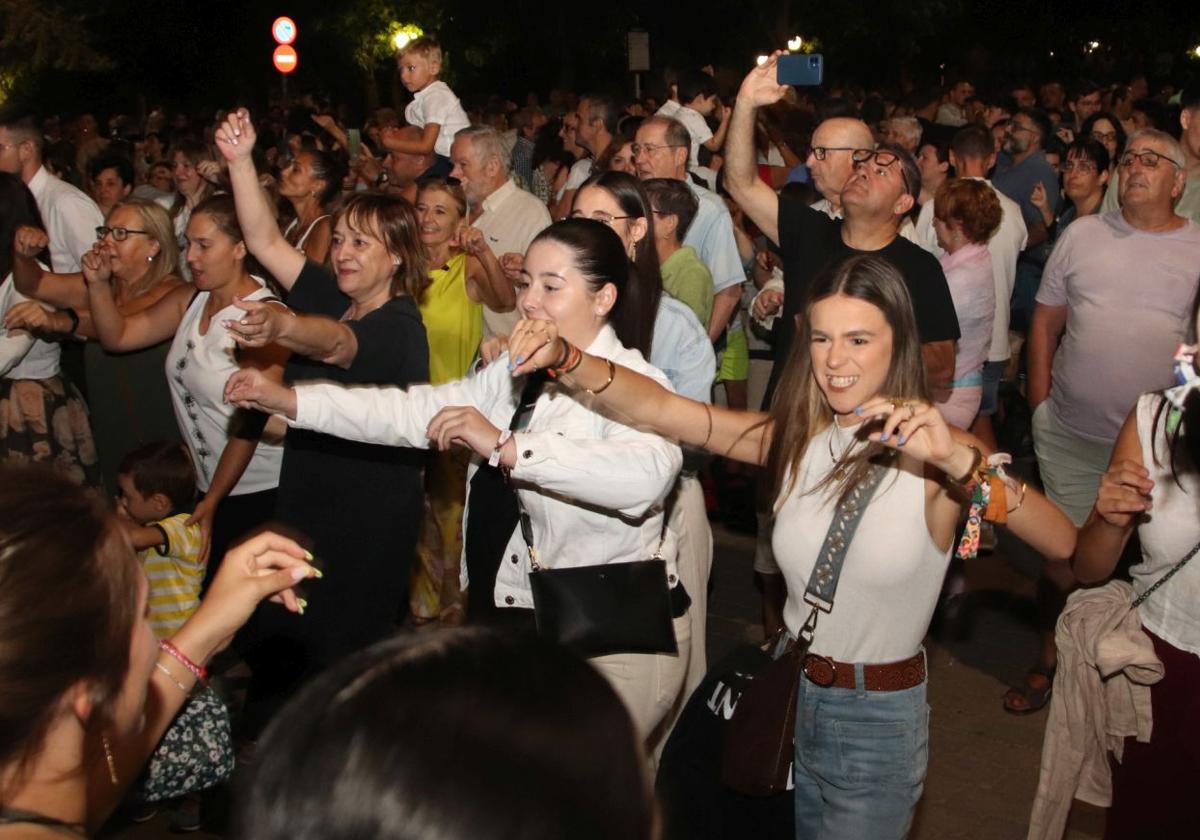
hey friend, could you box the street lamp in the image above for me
[391,23,424,52]
[1191,44,1200,60]
[1084,40,1101,54]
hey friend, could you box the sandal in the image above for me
[1002,663,1056,715]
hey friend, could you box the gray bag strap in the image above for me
[794,462,888,646]
[1130,539,1200,610]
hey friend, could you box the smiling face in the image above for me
[608,142,636,176]
[808,293,894,418]
[330,214,396,302]
[172,151,202,198]
[569,185,645,255]
[516,239,613,348]
[415,186,464,250]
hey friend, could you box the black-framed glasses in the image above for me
[631,142,685,156]
[96,226,152,241]
[1060,159,1098,173]
[571,210,636,226]
[1119,149,1182,170]
[1090,130,1118,143]
[811,146,866,161]
[1009,122,1038,135]
[851,148,912,195]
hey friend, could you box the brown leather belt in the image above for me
[802,651,926,692]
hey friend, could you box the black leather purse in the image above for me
[518,505,680,657]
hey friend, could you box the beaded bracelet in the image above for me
[161,639,207,684]
[154,661,191,695]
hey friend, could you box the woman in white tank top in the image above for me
[83,194,289,569]
[510,254,1076,838]
[1073,301,1200,839]
[278,149,342,265]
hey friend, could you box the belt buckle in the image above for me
[803,653,837,687]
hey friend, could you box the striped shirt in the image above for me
[140,513,205,638]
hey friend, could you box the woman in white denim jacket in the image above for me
[225,218,688,745]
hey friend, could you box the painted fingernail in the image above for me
[853,406,864,415]
[515,355,525,365]
[896,435,907,445]
[297,598,307,615]
[303,549,315,561]
[880,432,890,442]
[310,566,323,579]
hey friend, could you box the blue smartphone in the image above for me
[776,54,824,87]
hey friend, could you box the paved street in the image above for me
[105,523,1104,840]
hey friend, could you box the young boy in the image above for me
[116,441,204,639]
[643,177,714,329]
[656,69,731,169]
[384,36,470,175]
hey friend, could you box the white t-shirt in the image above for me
[405,80,470,158]
[0,272,60,380]
[165,282,283,494]
[773,422,951,663]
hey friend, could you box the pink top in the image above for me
[939,242,995,386]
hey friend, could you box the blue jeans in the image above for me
[793,663,929,840]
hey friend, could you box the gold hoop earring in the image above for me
[102,732,118,786]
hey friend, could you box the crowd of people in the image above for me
[1,32,1198,840]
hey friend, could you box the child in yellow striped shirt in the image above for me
[116,442,204,638]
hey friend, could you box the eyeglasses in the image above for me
[850,148,912,194]
[1119,149,1182,170]
[1009,123,1038,135]
[571,211,636,226]
[1060,160,1098,173]
[811,146,866,161]
[96,226,152,241]
[1090,130,1118,143]
[631,142,685,156]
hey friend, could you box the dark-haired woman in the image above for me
[1068,299,1200,840]
[0,465,317,838]
[930,178,1001,428]
[226,218,689,746]
[236,630,654,840]
[215,108,430,727]
[159,140,218,280]
[278,148,342,264]
[506,253,1075,838]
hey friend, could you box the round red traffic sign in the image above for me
[272,16,297,45]
[273,44,298,74]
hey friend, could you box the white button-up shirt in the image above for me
[291,324,683,609]
[914,177,1028,362]
[405,80,471,158]
[0,271,60,380]
[473,178,552,335]
[27,165,104,273]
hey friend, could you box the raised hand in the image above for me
[460,226,493,259]
[737,51,791,108]
[854,395,957,467]
[223,297,290,347]
[81,244,114,286]
[13,225,49,259]
[214,107,258,163]
[753,289,784,320]
[224,368,298,419]
[507,318,562,376]
[1094,459,1155,528]
[499,252,524,282]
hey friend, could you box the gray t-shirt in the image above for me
[1037,211,1200,442]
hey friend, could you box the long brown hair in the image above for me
[334,193,430,300]
[765,255,929,507]
[0,466,141,787]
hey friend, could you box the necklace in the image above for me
[827,422,858,481]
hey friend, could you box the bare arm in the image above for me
[1074,410,1150,583]
[726,55,789,245]
[509,326,772,465]
[1028,303,1067,410]
[382,124,440,156]
[85,258,191,351]
[11,226,90,309]
[703,104,731,152]
[462,228,516,312]
[215,109,306,290]
[708,285,742,342]
[274,310,359,368]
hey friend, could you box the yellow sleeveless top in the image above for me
[419,251,483,384]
